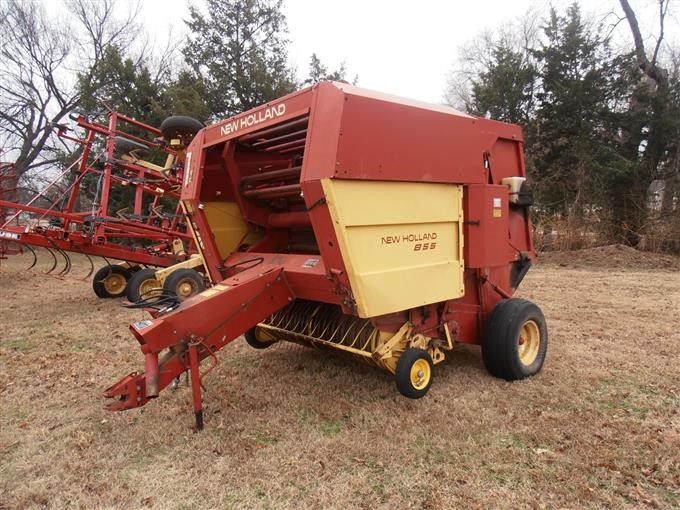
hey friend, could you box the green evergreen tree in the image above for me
[470,44,537,126]
[304,53,354,85]
[183,0,297,118]
[448,1,679,249]
[78,46,165,127]
[531,3,619,214]
[165,71,211,121]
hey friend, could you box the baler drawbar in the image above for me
[105,82,547,428]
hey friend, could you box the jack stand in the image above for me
[188,343,203,430]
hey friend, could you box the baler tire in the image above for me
[482,298,548,381]
[125,268,161,302]
[395,348,434,399]
[92,265,132,298]
[163,268,205,300]
[160,116,204,141]
[244,327,278,349]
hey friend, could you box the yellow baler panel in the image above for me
[203,201,248,258]
[321,179,464,318]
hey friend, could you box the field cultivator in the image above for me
[0,112,204,297]
[105,82,548,429]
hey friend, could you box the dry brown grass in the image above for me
[1,251,679,509]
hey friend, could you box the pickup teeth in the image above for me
[255,300,382,365]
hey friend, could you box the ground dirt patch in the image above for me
[1,252,679,509]
[538,244,680,271]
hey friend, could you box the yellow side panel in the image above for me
[321,179,464,318]
[203,201,248,257]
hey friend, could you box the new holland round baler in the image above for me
[105,82,547,428]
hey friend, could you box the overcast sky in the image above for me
[140,0,674,104]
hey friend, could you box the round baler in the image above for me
[105,82,547,429]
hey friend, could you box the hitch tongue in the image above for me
[144,352,159,398]
[103,372,148,411]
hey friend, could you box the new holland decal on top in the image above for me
[220,104,287,136]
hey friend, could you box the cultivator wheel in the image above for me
[125,268,161,302]
[482,298,548,381]
[162,268,205,300]
[114,136,150,158]
[160,116,204,141]
[92,265,132,298]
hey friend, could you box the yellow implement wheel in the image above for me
[395,348,434,399]
[103,273,126,295]
[518,320,541,366]
[176,279,196,298]
[92,265,131,298]
[139,278,161,297]
[125,268,162,302]
[163,268,205,301]
[410,358,432,390]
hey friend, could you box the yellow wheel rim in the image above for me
[139,278,161,297]
[518,320,541,366]
[103,273,126,294]
[410,358,431,390]
[176,278,197,298]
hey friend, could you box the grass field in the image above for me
[1,250,679,509]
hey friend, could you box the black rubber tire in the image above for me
[162,268,205,300]
[244,327,277,349]
[114,136,150,157]
[395,348,434,399]
[482,298,548,381]
[125,267,161,302]
[159,116,204,141]
[92,265,132,298]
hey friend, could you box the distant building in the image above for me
[646,179,665,212]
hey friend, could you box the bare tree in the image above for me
[619,0,679,248]
[0,0,140,183]
[619,0,673,178]
[619,0,670,90]
[444,7,542,112]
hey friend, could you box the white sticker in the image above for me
[303,258,320,268]
[183,151,193,188]
[134,319,153,330]
[0,231,20,240]
[493,198,502,208]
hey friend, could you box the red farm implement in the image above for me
[0,111,203,297]
[104,82,547,429]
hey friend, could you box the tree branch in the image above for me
[619,0,668,88]
[651,0,668,66]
